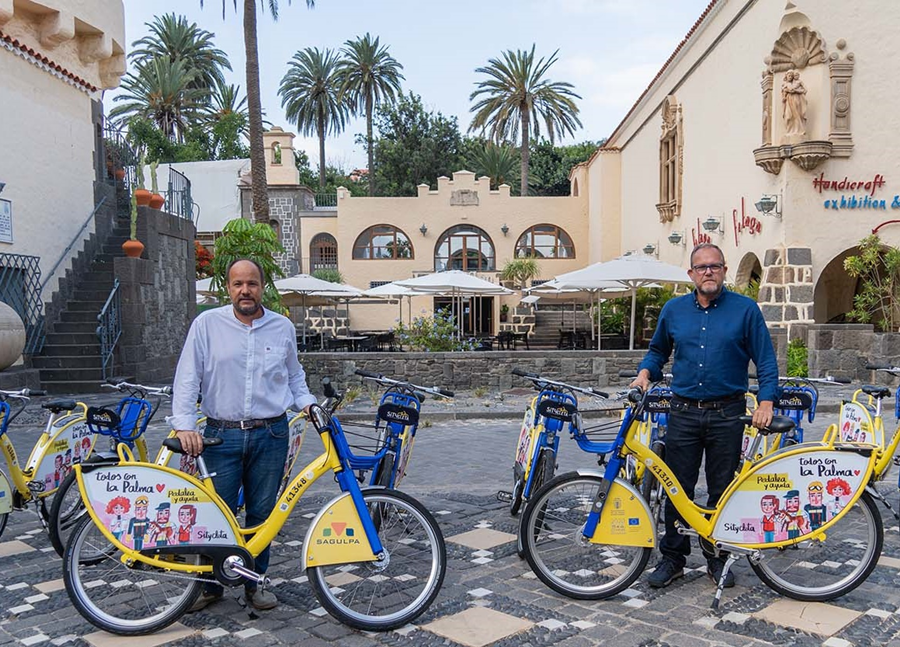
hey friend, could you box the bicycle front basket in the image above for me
[377,402,419,428]
[85,407,121,436]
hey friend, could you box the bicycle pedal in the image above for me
[496,491,513,502]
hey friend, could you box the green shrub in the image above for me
[312,268,344,284]
[786,338,809,377]
[394,311,476,352]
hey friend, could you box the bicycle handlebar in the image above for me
[0,388,46,400]
[511,369,609,399]
[866,363,900,373]
[102,380,172,396]
[354,369,454,399]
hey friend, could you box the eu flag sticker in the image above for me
[628,518,640,526]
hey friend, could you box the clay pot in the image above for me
[122,239,144,258]
[134,189,152,206]
[148,193,165,210]
[114,168,126,181]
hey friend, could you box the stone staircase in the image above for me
[33,218,130,393]
[529,308,594,348]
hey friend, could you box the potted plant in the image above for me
[500,303,510,322]
[148,160,165,210]
[133,150,152,207]
[122,190,144,258]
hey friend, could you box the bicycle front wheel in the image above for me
[750,491,883,601]
[307,489,446,631]
[63,517,202,635]
[522,472,651,600]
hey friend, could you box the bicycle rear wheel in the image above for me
[521,472,651,600]
[307,489,445,631]
[63,517,202,635]
[750,491,882,601]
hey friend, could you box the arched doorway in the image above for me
[734,252,762,294]
[310,233,338,272]
[813,248,861,323]
[434,225,495,271]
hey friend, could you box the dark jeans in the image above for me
[202,417,289,594]
[660,398,745,568]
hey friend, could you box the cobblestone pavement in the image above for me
[0,390,898,646]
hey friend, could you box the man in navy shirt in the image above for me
[632,243,777,589]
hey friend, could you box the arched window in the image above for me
[310,233,338,271]
[272,141,282,165]
[434,225,495,272]
[515,224,575,259]
[352,225,414,260]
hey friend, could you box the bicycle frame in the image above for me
[369,390,421,489]
[582,403,878,552]
[72,410,385,576]
[515,391,576,497]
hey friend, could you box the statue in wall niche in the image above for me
[781,69,808,137]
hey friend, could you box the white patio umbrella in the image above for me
[550,254,692,349]
[395,271,512,339]
[274,274,361,344]
[196,277,216,296]
[527,279,628,347]
[363,282,428,325]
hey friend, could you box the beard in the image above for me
[234,299,261,316]
[697,281,723,298]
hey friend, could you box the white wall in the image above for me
[156,159,250,233]
[0,50,96,301]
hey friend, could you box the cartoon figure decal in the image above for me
[712,447,870,545]
[106,496,130,540]
[514,407,536,470]
[827,477,851,516]
[32,418,93,493]
[804,481,827,531]
[839,401,874,444]
[81,465,236,548]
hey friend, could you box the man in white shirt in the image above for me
[171,258,316,612]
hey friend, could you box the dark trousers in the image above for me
[660,398,745,568]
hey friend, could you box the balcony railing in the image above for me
[314,193,337,210]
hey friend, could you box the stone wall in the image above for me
[114,206,195,383]
[499,306,535,335]
[300,349,646,392]
[805,323,900,383]
[240,185,315,276]
[758,246,815,334]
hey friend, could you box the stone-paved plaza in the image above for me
[0,392,899,647]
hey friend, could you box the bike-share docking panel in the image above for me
[711,446,871,546]
[588,479,655,548]
[304,493,378,568]
[26,415,93,493]
[79,465,237,549]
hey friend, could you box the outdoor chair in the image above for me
[357,336,378,353]
[497,331,513,350]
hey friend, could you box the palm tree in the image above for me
[471,142,520,190]
[279,48,348,191]
[469,45,582,195]
[338,33,405,196]
[111,58,206,141]
[203,78,249,134]
[130,13,231,95]
[201,0,316,224]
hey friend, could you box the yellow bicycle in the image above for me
[521,387,883,608]
[62,397,446,635]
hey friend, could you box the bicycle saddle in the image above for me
[42,399,77,414]
[738,415,795,436]
[861,385,891,399]
[162,437,224,454]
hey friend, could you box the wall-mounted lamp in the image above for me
[500,223,509,236]
[754,194,782,218]
[667,230,685,246]
[702,216,724,234]
[419,223,428,236]
[642,242,658,257]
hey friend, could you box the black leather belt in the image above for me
[672,392,745,410]
[206,413,286,430]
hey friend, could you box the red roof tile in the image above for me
[0,30,99,92]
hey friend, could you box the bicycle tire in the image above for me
[63,516,202,635]
[750,491,883,601]
[307,489,446,631]
[517,449,555,558]
[0,512,8,540]
[521,472,652,600]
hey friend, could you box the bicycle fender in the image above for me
[0,469,12,515]
[303,492,378,569]
[584,476,656,548]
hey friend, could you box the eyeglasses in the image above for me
[691,263,725,274]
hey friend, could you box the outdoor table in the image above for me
[332,335,369,352]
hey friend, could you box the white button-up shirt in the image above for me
[169,306,317,431]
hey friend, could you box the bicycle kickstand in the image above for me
[710,553,740,610]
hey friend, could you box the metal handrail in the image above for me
[40,196,107,295]
[96,279,121,381]
[314,193,337,209]
[166,167,193,220]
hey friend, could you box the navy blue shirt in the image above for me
[638,288,779,402]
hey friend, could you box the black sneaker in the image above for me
[647,558,684,588]
[707,558,736,588]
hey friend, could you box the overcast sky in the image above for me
[113,0,711,169]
